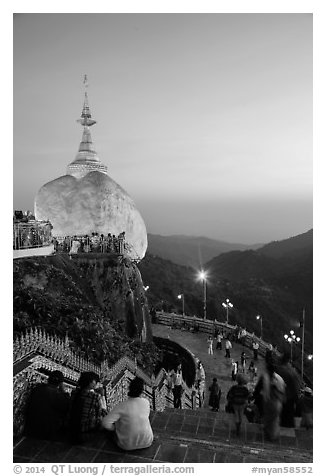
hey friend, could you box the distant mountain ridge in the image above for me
[257,229,313,259]
[139,229,313,356]
[147,233,263,268]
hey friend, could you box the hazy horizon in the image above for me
[13,13,312,244]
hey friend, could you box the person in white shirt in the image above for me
[225,338,232,358]
[195,361,206,407]
[102,377,153,451]
[207,336,214,355]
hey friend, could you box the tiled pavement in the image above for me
[13,325,313,463]
[13,408,313,463]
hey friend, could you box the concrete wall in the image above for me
[13,244,54,260]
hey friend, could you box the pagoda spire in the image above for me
[66,75,108,179]
[78,74,97,127]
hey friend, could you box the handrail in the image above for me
[155,311,313,386]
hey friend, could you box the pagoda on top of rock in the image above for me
[34,76,148,261]
[67,75,108,179]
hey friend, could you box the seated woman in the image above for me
[69,371,105,443]
[102,377,153,451]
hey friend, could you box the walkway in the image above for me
[152,323,264,406]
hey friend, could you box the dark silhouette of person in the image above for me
[24,370,70,440]
[253,351,286,441]
[276,352,301,428]
[208,378,221,411]
[276,351,301,427]
[150,306,157,323]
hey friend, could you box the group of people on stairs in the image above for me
[24,371,153,451]
[24,345,312,452]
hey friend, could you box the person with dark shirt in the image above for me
[227,373,250,435]
[298,387,313,429]
[254,352,286,441]
[276,352,301,427]
[150,306,157,323]
[24,370,70,440]
[208,378,221,411]
[171,363,183,409]
[69,371,104,443]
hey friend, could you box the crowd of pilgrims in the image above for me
[168,338,312,442]
[54,232,127,255]
[23,343,312,450]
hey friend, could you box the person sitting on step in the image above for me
[24,370,70,441]
[102,377,153,451]
[69,371,105,443]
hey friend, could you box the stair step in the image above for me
[152,409,312,455]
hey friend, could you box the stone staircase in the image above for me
[150,407,313,463]
[13,407,313,464]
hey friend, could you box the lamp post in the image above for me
[284,330,300,363]
[256,315,263,339]
[222,298,233,325]
[300,308,305,380]
[177,294,185,317]
[198,271,207,320]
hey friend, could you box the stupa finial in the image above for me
[66,75,108,179]
[78,74,96,126]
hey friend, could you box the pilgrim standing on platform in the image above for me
[216,331,222,350]
[207,335,214,355]
[231,359,238,381]
[253,341,259,360]
[241,351,247,373]
[171,363,184,409]
[227,374,250,436]
[209,378,221,411]
[225,338,232,358]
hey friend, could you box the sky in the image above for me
[13,12,313,244]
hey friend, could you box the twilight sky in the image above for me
[13,13,312,244]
